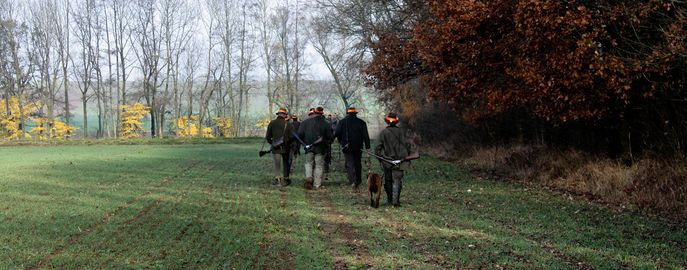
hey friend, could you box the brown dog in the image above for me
[367,172,383,208]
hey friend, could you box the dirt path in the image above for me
[305,189,374,270]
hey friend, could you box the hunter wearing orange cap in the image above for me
[335,107,370,190]
[298,106,333,190]
[375,113,417,206]
[307,108,317,118]
[265,107,294,186]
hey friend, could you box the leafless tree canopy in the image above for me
[0,0,376,138]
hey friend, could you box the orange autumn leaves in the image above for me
[366,0,682,123]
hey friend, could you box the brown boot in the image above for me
[304,177,314,190]
[283,177,291,187]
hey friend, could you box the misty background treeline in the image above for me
[2,0,687,160]
[0,0,377,138]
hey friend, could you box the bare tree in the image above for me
[161,0,196,136]
[212,0,235,133]
[92,1,105,138]
[103,0,115,137]
[256,0,276,116]
[29,0,60,136]
[217,0,257,136]
[71,0,99,138]
[131,0,164,138]
[180,40,201,119]
[272,0,308,114]
[51,0,71,127]
[310,14,365,110]
[1,1,34,136]
[196,0,216,136]
[107,0,132,137]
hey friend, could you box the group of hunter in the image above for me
[264,106,416,206]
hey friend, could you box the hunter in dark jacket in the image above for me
[375,113,415,206]
[298,107,333,189]
[335,107,371,188]
[288,115,301,172]
[266,108,293,186]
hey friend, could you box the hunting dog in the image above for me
[367,171,383,208]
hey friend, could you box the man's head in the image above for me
[346,107,358,115]
[315,107,325,116]
[290,115,299,122]
[384,113,399,126]
[307,108,316,118]
[276,107,288,118]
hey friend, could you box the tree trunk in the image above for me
[64,75,70,125]
[82,97,88,138]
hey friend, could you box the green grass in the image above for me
[0,142,685,269]
[0,137,263,147]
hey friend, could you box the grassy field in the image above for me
[0,142,685,269]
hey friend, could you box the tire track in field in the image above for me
[171,163,231,269]
[305,189,374,270]
[27,161,201,270]
[250,187,296,270]
[123,200,160,225]
[89,161,217,266]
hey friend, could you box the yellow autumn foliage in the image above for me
[202,127,214,138]
[175,115,217,138]
[213,117,233,138]
[120,103,149,138]
[30,118,78,140]
[51,120,78,139]
[0,96,41,140]
[255,118,271,129]
[176,115,200,137]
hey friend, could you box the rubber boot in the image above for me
[283,177,291,186]
[304,177,314,190]
[384,175,393,205]
[392,178,402,207]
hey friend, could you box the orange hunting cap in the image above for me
[385,113,399,124]
[276,107,288,115]
[346,107,358,114]
[315,107,325,115]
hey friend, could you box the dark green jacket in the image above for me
[266,117,293,154]
[375,125,413,170]
[298,115,333,154]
